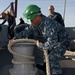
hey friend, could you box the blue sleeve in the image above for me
[14,29,29,39]
[14,25,34,40]
[43,19,70,50]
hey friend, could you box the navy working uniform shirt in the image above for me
[14,15,70,75]
[14,23,29,34]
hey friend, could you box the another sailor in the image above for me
[48,5,65,27]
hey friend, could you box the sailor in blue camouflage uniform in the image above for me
[13,5,70,75]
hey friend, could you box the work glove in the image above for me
[36,40,49,50]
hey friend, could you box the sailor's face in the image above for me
[48,6,54,14]
[31,15,41,26]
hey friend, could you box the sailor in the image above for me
[48,5,65,27]
[0,11,16,39]
[9,4,70,75]
[17,17,25,25]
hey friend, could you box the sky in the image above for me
[0,0,75,27]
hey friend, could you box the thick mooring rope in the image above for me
[43,49,51,75]
[8,39,51,75]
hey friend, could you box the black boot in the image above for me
[36,63,46,72]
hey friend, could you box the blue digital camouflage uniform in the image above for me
[14,23,29,34]
[14,15,70,75]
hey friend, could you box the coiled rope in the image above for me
[8,39,51,75]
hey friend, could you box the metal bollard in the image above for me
[9,42,36,75]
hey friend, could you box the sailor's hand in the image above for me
[36,40,44,49]
[36,40,40,46]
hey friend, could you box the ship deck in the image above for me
[0,47,75,75]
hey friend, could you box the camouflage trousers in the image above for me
[49,45,66,75]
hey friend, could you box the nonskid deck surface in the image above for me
[0,48,75,75]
